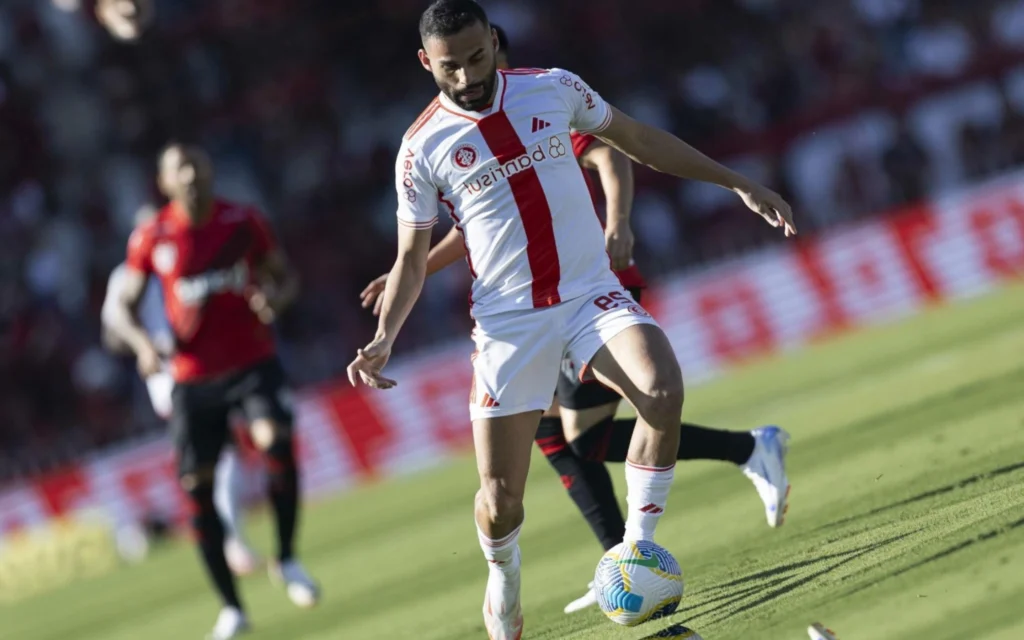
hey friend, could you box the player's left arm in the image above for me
[579,139,635,270]
[597,106,795,236]
[249,212,300,324]
[554,68,795,236]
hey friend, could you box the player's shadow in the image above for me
[813,460,1024,532]
[843,512,1024,598]
[640,623,703,638]
[640,530,916,638]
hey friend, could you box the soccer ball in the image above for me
[594,540,684,626]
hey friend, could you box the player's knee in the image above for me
[475,484,523,530]
[632,364,684,428]
[179,467,216,493]
[250,418,288,451]
[182,473,223,536]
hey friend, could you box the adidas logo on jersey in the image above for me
[531,117,551,133]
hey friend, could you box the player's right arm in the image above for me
[348,139,438,388]
[102,232,162,376]
[359,226,466,316]
[578,138,635,270]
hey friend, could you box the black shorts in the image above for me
[556,287,643,410]
[170,357,294,478]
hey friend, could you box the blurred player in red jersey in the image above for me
[103,206,265,580]
[104,144,317,639]
[359,23,790,615]
[97,0,266,584]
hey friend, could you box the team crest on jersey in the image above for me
[451,143,480,171]
[152,243,177,275]
[628,304,651,318]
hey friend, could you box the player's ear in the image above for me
[417,49,431,72]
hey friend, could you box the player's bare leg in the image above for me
[250,418,319,608]
[587,324,683,542]
[475,410,539,640]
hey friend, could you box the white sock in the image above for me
[477,522,522,576]
[624,461,675,542]
[214,447,245,541]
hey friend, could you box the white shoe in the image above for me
[808,622,839,639]
[206,607,249,640]
[742,426,791,527]
[269,559,320,608]
[563,581,598,614]
[482,549,523,640]
[224,538,261,577]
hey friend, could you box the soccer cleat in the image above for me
[269,559,321,609]
[206,607,249,640]
[563,581,598,614]
[482,548,523,640]
[741,426,791,527]
[224,537,261,577]
[808,622,839,639]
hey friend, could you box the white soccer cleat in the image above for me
[742,426,791,527]
[206,606,249,640]
[269,559,321,609]
[808,622,839,639]
[563,581,598,614]
[224,537,261,577]
[483,549,523,640]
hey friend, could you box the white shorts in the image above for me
[469,284,660,420]
[145,367,174,420]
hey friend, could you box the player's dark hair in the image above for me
[492,23,508,54]
[419,0,490,42]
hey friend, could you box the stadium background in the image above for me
[1,0,1023,631]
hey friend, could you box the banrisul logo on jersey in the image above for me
[461,136,568,196]
[173,261,249,305]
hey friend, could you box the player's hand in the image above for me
[605,224,635,271]
[136,341,163,378]
[736,183,797,237]
[246,286,277,325]
[359,273,389,316]
[347,339,397,389]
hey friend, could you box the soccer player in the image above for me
[104,144,317,640]
[347,2,796,638]
[97,0,262,586]
[102,208,264,579]
[358,24,791,615]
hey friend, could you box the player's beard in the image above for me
[444,61,498,112]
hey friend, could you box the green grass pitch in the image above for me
[6,283,1024,640]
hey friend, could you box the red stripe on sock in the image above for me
[479,523,522,548]
[626,460,676,473]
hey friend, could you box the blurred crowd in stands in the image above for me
[3,0,1024,481]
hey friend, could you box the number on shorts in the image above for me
[593,290,630,311]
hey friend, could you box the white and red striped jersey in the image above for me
[396,68,620,316]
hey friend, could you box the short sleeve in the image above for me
[395,142,439,230]
[551,69,612,134]
[125,225,154,274]
[248,209,278,258]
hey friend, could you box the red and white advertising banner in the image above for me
[2,171,1023,544]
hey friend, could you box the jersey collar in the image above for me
[437,70,506,121]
